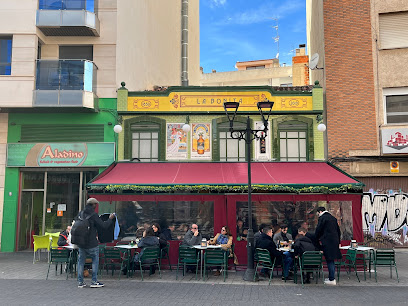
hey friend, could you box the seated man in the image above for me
[273,224,293,246]
[293,227,318,284]
[256,226,293,280]
[57,225,71,247]
[182,223,202,246]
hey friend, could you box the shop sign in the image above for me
[382,129,408,154]
[7,142,115,167]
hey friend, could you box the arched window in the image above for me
[278,120,308,161]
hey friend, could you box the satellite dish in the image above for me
[309,53,320,70]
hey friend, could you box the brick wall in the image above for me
[323,0,377,159]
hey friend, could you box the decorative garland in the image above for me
[88,184,362,194]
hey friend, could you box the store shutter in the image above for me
[379,12,408,49]
[20,124,104,142]
[359,176,408,193]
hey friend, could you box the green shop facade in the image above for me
[1,98,118,252]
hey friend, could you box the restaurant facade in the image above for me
[86,84,364,264]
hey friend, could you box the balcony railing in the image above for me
[34,60,98,108]
[37,0,100,36]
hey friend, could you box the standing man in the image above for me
[73,198,115,288]
[182,223,202,246]
[315,206,342,286]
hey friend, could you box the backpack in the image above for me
[71,211,92,248]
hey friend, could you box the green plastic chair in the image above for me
[46,248,71,280]
[176,246,199,280]
[160,243,172,271]
[204,248,227,282]
[336,248,360,283]
[134,246,161,281]
[33,235,51,263]
[298,251,324,288]
[254,248,276,285]
[374,249,399,283]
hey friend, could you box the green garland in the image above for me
[88,184,362,194]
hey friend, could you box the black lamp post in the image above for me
[224,100,274,281]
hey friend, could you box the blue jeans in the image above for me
[327,260,335,281]
[77,246,99,284]
[283,251,293,278]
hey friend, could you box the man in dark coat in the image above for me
[293,227,317,283]
[315,207,342,285]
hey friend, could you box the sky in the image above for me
[200,0,307,73]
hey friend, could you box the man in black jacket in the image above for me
[315,207,342,286]
[76,198,114,288]
[294,227,317,283]
[57,225,71,247]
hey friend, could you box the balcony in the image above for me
[33,60,98,109]
[36,0,100,36]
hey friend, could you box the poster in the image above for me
[166,123,188,159]
[191,123,211,159]
[254,121,271,161]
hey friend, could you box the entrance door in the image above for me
[18,191,44,251]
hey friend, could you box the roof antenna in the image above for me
[271,18,280,59]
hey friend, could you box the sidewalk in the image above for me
[0,249,406,287]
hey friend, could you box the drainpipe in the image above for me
[181,0,189,86]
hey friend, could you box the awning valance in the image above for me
[87,162,363,194]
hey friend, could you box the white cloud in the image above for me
[208,0,227,8]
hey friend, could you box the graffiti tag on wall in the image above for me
[362,193,408,247]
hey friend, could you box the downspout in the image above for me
[181,0,189,86]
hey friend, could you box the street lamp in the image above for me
[224,100,274,282]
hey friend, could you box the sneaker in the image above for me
[78,282,86,288]
[324,279,337,286]
[90,281,104,288]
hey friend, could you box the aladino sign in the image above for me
[7,143,115,167]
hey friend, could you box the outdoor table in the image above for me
[114,244,139,277]
[193,245,222,279]
[340,245,376,278]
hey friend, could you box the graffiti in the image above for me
[362,192,408,246]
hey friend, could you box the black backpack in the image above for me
[71,211,92,248]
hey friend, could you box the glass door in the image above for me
[18,191,44,251]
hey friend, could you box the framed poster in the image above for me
[191,123,211,159]
[166,123,188,159]
[254,121,271,161]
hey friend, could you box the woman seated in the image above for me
[152,223,167,249]
[208,226,233,276]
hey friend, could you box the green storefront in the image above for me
[1,99,117,252]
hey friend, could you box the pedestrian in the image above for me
[314,206,342,285]
[72,198,115,288]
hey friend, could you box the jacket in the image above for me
[273,231,293,245]
[57,230,69,247]
[182,230,202,246]
[255,233,282,262]
[155,231,168,249]
[293,235,317,257]
[134,236,160,262]
[208,233,233,251]
[78,204,113,249]
[315,211,342,260]
[254,231,262,247]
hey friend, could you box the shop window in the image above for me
[218,121,246,161]
[131,122,159,162]
[22,172,45,189]
[384,88,408,124]
[111,200,214,240]
[0,36,12,75]
[236,200,353,241]
[278,121,308,161]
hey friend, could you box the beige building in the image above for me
[200,45,308,87]
[0,0,200,250]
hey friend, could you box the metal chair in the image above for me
[298,251,324,288]
[254,248,276,285]
[336,248,360,283]
[374,249,399,283]
[46,248,71,280]
[204,248,227,282]
[134,246,161,281]
[160,242,172,271]
[103,247,127,279]
[176,245,199,280]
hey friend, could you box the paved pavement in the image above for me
[0,250,407,305]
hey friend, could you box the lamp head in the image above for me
[113,124,123,133]
[224,102,240,125]
[182,123,191,133]
[257,100,274,125]
[317,123,326,132]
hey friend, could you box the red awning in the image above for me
[88,162,361,187]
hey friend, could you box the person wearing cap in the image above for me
[76,198,115,288]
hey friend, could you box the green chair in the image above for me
[176,246,199,280]
[336,248,360,283]
[33,235,51,263]
[134,246,161,281]
[160,243,172,271]
[228,243,237,271]
[374,249,399,283]
[254,248,276,285]
[298,251,324,288]
[46,248,71,280]
[103,247,126,279]
[204,248,227,282]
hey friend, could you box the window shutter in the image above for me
[379,12,408,49]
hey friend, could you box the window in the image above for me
[246,65,265,70]
[279,121,307,161]
[59,46,93,61]
[219,121,246,161]
[379,12,408,49]
[384,88,408,124]
[131,122,159,162]
[0,36,12,75]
